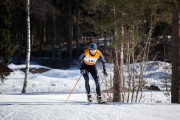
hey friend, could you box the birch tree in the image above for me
[22,0,31,93]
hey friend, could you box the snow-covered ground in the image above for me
[0,94,179,120]
[0,61,179,120]
[0,61,171,94]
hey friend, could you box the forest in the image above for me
[0,0,172,65]
[0,0,180,103]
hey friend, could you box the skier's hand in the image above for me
[103,70,108,76]
[80,70,86,74]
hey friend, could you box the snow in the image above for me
[0,94,180,120]
[0,96,180,120]
[0,61,179,120]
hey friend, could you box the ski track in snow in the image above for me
[0,94,179,120]
[0,105,30,120]
[0,104,117,120]
[0,104,180,120]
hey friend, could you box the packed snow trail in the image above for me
[0,104,180,120]
[0,94,180,120]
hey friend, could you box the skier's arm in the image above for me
[77,53,85,68]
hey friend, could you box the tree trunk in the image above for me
[52,11,56,59]
[68,0,73,62]
[18,32,23,58]
[22,0,31,93]
[112,1,123,102]
[58,34,62,64]
[113,49,121,102]
[113,25,124,102]
[171,3,180,103]
[75,9,80,54]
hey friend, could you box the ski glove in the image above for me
[80,70,86,74]
[103,70,108,76]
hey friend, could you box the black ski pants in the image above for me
[80,63,101,96]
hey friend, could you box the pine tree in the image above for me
[0,0,15,64]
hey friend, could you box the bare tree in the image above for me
[22,0,31,93]
[110,0,171,103]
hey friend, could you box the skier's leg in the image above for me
[83,73,91,95]
[83,73,93,102]
[90,66,101,96]
[90,66,106,103]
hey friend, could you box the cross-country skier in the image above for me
[78,43,108,103]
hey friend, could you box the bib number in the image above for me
[89,60,95,63]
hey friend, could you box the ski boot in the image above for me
[97,96,107,103]
[87,94,93,103]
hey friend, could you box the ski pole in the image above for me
[65,74,83,103]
